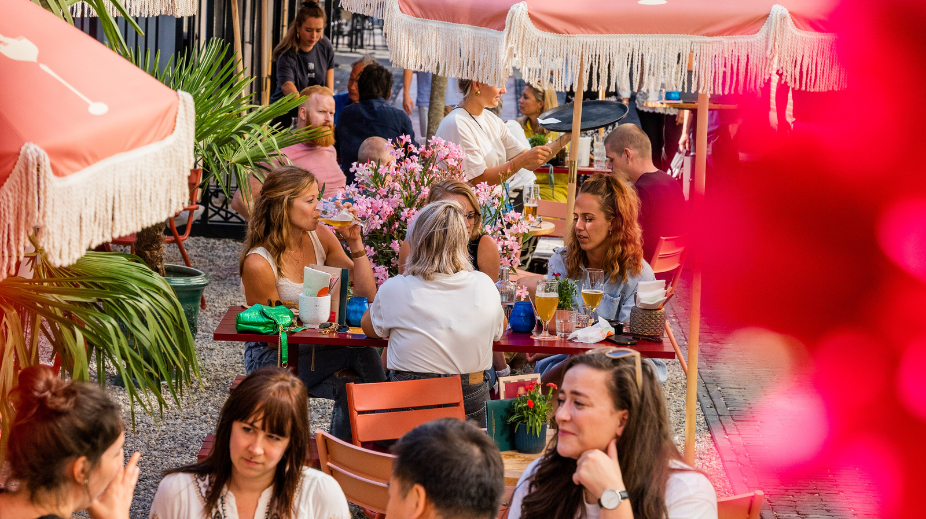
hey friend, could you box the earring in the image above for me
[475,90,481,97]
[84,478,89,485]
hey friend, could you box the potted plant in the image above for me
[507,380,557,453]
[552,271,578,335]
[126,40,327,329]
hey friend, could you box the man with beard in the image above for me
[231,85,346,219]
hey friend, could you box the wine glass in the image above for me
[582,268,605,322]
[523,184,540,223]
[534,278,558,339]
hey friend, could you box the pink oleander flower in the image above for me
[516,285,529,301]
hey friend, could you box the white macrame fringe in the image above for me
[383,0,510,87]
[69,0,196,18]
[337,0,386,18]
[0,91,195,278]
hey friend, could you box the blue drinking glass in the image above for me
[509,301,536,333]
[345,296,369,327]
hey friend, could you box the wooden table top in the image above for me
[214,306,675,359]
[501,429,555,485]
[526,221,556,237]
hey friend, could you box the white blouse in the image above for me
[148,467,350,519]
[435,108,528,182]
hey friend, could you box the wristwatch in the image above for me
[599,489,629,510]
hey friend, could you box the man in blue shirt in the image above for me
[333,54,376,126]
[335,63,415,184]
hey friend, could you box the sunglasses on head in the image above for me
[588,346,643,392]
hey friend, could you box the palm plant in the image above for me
[34,0,143,56]
[127,39,327,274]
[0,237,199,449]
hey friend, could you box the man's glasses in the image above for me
[589,346,643,391]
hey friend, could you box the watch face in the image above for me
[600,489,623,509]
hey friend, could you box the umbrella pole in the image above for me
[262,0,272,105]
[684,91,709,465]
[566,56,585,227]
[231,0,244,77]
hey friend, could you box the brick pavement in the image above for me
[666,269,879,519]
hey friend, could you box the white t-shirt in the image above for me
[369,271,505,374]
[148,468,350,519]
[435,107,528,182]
[508,458,718,519]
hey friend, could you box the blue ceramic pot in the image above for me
[345,296,369,327]
[514,423,547,454]
[510,301,535,333]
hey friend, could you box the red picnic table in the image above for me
[213,306,675,374]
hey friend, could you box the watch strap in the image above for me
[598,489,629,510]
[350,249,366,259]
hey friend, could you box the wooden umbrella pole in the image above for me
[282,0,289,35]
[683,91,709,465]
[262,0,272,105]
[230,0,244,77]
[566,55,585,227]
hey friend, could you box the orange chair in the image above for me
[648,235,688,373]
[106,168,203,270]
[346,376,466,446]
[717,490,765,519]
[315,430,394,519]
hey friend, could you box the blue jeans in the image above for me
[244,342,386,442]
[534,354,569,376]
[389,370,490,428]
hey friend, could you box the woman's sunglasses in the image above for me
[589,346,643,391]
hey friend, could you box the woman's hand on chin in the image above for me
[88,452,141,519]
[572,439,625,501]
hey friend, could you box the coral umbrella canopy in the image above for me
[0,0,194,278]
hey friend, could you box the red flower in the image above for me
[526,381,537,392]
[527,399,535,409]
[546,383,558,389]
[553,272,562,278]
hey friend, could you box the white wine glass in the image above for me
[534,278,558,339]
[582,268,605,322]
[523,184,540,222]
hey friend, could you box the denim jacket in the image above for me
[547,248,655,323]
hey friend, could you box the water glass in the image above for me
[556,310,577,338]
[575,305,591,329]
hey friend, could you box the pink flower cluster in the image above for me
[474,183,535,268]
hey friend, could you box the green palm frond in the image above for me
[0,239,199,451]
[34,0,143,57]
[126,39,330,207]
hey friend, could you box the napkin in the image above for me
[566,317,615,343]
[303,267,331,298]
[636,280,668,309]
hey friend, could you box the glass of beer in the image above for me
[319,199,356,228]
[582,268,605,322]
[534,278,559,338]
[523,184,540,222]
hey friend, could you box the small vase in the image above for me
[345,296,368,327]
[509,301,535,333]
[514,423,547,454]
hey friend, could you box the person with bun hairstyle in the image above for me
[508,351,717,519]
[0,366,141,519]
[150,367,350,519]
[270,2,336,128]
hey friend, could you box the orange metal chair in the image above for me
[315,430,394,519]
[648,235,689,373]
[717,490,765,519]
[106,168,203,269]
[346,376,466,447]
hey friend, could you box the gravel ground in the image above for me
[92,236,729,518]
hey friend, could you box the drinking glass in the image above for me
[523,184,540,223]
[582,268,605,322]
[556,310,577,338]
[534,278,558,339]
[319,200,355,228]
[575,305,591,329]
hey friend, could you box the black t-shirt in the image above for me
[634,170,688,263]
[270,37,335,103]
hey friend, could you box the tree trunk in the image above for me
[134,223,166,276]
[427,74,447,140]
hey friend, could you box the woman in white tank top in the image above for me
[238,166,385,443]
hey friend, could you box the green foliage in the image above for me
[507,380,557,436]
[528,134,548,148]
[551,272,578,310]
[34,0,142,57]
[126,39,329,210]
[0,237,200,453]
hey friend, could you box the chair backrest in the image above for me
[315,430,394,516]
[187,168,203,207]
[648,234,687,296]
[717,490,764,519]
[498,373,541,399]
[346,376,466,446]
[537,200,567,238]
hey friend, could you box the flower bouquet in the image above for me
[508,381,558,453]
[338,136,467,284]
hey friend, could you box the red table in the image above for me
[214,306,675,373]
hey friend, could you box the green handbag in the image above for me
[236,304,305,367]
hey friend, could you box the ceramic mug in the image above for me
[299,294,331,328]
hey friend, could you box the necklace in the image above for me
[453,105,488,137]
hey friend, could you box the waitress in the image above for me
[435,80,553,190]
[270,1,335,127]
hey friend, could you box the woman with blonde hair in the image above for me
[150,367,351,519]
[518,83,568,201]
[397,180,500,279]
[361,200,506,426]
[508,351,717,519]
[239,165,385,442]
